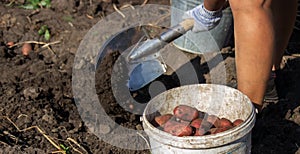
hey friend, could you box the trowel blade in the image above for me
[128,59,166,91]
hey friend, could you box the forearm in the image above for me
[204,0,227,11]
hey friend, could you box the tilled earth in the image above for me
[0,0,300,153]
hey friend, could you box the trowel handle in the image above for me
[159,19,195,43]
[128,19,195,61]
[179,18,195,32]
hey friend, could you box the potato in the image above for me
[190,118,202,128]
[190,118,212,130]
[177,119,190,125]
[173,105,199,121]
[6,41,14,47]
[163,120,193,137]
[218,118,233,128]
[154,114,173,126]
[202,120,214,130]
[233,119,244,127]
[22,43,32,56]
[194,128,206,136]
[209,127,228,134]
[205,114,220,128]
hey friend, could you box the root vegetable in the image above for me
[233,119,244,127]
[194,128,206,136]
[190,118,202,128]
[202,120,213,129]
[163,120,193,137]
[205,115,220,127]
[151,105,244,137]
[209,127,228,134]
[190,118,212,129]
[173,105,199,121]
[6,41,14,47]
[218,118,233,128]
[176,119,190,125]
[22,43,32,56]
[154,114,173,126]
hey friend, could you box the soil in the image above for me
[0,0,300,154]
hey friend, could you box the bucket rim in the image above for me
[142,84,256,149]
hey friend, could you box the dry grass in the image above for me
[1,116,88,154]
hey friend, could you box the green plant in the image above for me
[38,25,51,41]
[60,144,71,154]
[20,0,51,10]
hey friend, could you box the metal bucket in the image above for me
[142,84,256,154]
[171,0,233,54]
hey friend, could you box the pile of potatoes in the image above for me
[152,105,244,137]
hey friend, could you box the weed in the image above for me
[38,25,51,41]
[20,0,51,10]
[60,144,71,154]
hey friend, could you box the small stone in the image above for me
[132,93,137,98]
[99,124,111,134]
[23,87,40,100]
[52,128,58,133]
[69,47,77,54]
[136,124,143,130]
[34,136,41,141]
[74,59,85,69]
[129,104,134,110]
[129,114,136,122]
[35,110,42,117]
[42,114,53,123]
[5,87,16,97]
[68,119,83,133]
[221,46,232,53]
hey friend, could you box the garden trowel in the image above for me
[127,18,194,91]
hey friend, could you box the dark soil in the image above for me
[0,0,300,154]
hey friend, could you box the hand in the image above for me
[184,4,223,33]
